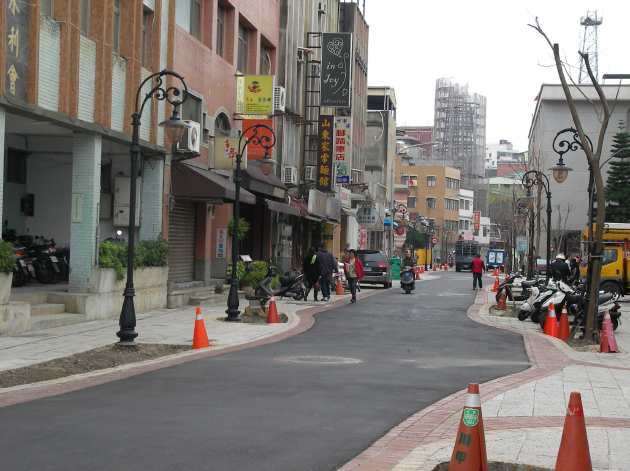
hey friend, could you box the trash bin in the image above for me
[390,257,401,280]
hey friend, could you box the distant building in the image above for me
[397,126,434,158]
[458,188,474,238]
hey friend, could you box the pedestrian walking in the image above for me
[317,244,337,301]
[471,253,485,290]
[303,247,320,301]
[344,249,364,303]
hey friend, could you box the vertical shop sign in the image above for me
[216,228,227,259]
[5,0,29,99]
[317,115,334,192]
[320,32,352,107]
[334,116,351,183]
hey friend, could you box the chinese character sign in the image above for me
[317,115,334,192]
[5,0,29,99]
[334,116,351,183]
[214,136,246,170]
[320,33,352,107]
[473,211,481,234]
[236,75,274,116]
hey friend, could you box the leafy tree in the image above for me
[605,130,630,223]
[405,228,427,249]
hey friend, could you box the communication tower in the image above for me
[578,11,602,83]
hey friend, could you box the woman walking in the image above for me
[344,249,364,303]
[303,247,320,301]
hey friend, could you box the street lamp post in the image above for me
[117,69,190,344]
[522,170,552,281]
[225,124,276,322]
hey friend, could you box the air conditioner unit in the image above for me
[408,178,418,187]
[175,121,201,154]
[282,166,298,186]
[304,165,317,181]
[273,86,286,113]
[318,1,327,14]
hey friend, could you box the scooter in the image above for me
[255,266,306,306]
[496,272,527,303]
[518,278,553,321]
[12,244,34,287]
[400,266,415,294]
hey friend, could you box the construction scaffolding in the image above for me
[432,78,487,187]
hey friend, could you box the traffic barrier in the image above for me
[192,307,210,349]
[495,291,507,310]
[600,310,618,353]
[555,392,592,471]
[448,383,488,470]
[558,306,570,342]
[491,276,499,293]
[543,303,559,338]
[267,296,280,324]
[335,277,344,295]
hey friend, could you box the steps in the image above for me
[30,303,65,316]
[30,312,85,331]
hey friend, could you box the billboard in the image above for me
[236,75,274,116]
[243,119,274,160]
[320,33,352,107]
[317,115,334,191]
[334,116,351,183]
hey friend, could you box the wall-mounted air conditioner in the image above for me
[282,166,298,186]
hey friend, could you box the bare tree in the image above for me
[553,202,574,252]
[528,146,544,255]
[530,18,611,343]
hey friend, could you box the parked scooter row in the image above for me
[8,235,69,287]
[254,266,306,307]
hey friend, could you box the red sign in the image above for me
[244,119,274,160]
[473,211,481,232]
[359,228,368,250]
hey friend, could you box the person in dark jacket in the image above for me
[316,244,337,301]
[303,247,320,301]
[551,254,570,282]
[471,253,485,290]
[569,255,580,283]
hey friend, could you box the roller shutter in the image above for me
[168,201,196,283]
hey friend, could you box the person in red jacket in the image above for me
[471,253,485,290]
[344,249,364,303]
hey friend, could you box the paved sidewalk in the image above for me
[341,276,630,471]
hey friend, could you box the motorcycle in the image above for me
[565,285,621,336]
[518,278,555,322]
[254,266,306,306]
[496,272,528,303]
[400,266,415,294]
[27,236,62,284]
[11,244,34,287]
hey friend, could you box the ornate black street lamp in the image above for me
[226,124,276,322]
[117,69,189,345]
[522,170,552,280]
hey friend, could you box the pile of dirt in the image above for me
[0,343,190,389]
[432,462,551,471]
[488,305,519,318]
[218,306,288,324]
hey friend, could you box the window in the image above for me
[407,197,417,209]
[7,149,27,184]
[445,198,459,211]
[214,113,231,137]
[237,23,250,73]
[400,175,409,185]
[190,0,201,40]
[427,175,436,187]
[217,5,226,57]
[426,197,436,209]
[40,0,53,17]
[465,200,470,210]
[483,226,488,237]
[602,249,618,265]
[113,0,121,52]
[80,0,90,35]
[260,45,272,74]
[101,163,112,193]
[142,7,153,67]
[182,92,202,123]
[446,177,460,189]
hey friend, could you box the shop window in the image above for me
[80,0,90,35]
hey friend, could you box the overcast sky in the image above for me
[365,0,630,150]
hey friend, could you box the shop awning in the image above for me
[243,160,287,199]
[172,163,256,204]
[265,198,300,216]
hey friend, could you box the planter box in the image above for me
[0,272,12,305]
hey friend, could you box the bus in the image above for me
[455,240,480,272]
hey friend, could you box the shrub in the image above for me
[99,238,169,280]
[99,241,127,280]
[0,241,15,274]
[226,260,275,288]
[136,239,168,267]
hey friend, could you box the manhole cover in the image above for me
[279,355,363,365]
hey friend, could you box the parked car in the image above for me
[356,250,392,288]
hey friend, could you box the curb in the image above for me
[0,288,383,408]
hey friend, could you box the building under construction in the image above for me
[432,78,487,187]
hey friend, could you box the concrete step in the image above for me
[30,313,86,331]
[31,303,66,316]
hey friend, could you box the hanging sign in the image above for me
[320,32,352,107]
[317,115,334,191]
[334,116,351,183]
[216,228,227,259]
[5,0,29,100]
[214,136,247,170]
[236,75,274,116]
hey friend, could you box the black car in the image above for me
[356,250,392,288]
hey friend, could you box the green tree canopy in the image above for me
[405,228,427,249]
[605,130,630,223]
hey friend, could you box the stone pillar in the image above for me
[0,107,5,227]
[139,157,164,240]
[69,133,102,289]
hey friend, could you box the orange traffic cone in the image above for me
[335,277,344,295]
[543,303,559,338]
[558,306,570,342]
[267,296,280,324]
[192,307,210,349]
[491,276,500,293]
[492,268,498,277]
[600,310,618,353]
[555,392,592,471]
[449,383,488,470]
[495,291,507,311]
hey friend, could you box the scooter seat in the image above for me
[521,280,537,288]
[598,293,614,304]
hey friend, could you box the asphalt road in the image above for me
[0,272,528,471]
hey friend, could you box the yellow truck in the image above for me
[580,223,630,296]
